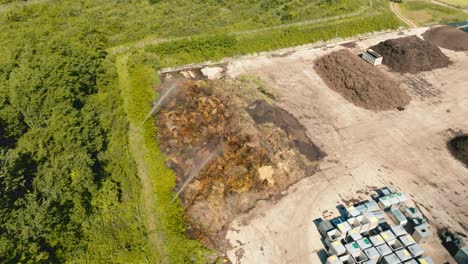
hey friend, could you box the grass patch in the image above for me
[437,0,468,9]
[145,11,402,67]
[400,0,468,25]
[116,54,211,263]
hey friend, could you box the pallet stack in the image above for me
[318,187,435,264]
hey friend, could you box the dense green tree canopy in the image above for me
[0,12,152,263]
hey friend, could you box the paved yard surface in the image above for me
[223,27,468,263]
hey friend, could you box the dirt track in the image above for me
[390,2,417,27]
[222,27,468,263]
[117,55,164,263]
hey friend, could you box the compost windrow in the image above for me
[423,26,468,52]
[155,79,324,249]
[314,49,411,111]
[370,35,451,74]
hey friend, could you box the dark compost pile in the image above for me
[423,26,468,52]
[370,35,451,74]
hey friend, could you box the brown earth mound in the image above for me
[156,79,324,249]
[448,135,468,168]
[314,49,411,111]
[247,100,324,162]
[370,35,452,74]
[423,26,468,51]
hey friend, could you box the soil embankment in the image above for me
[370,35,452,74]
[423,26,468,51]
[156,79,324,249]
[314,49,411,111]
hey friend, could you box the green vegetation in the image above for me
[0,0,18,4]
[438,0,468,9]
[0,30,153,262]
[399,0,468,25]
[146,11,401,67]
[117,53,210,263]
[0,0,404,262]
[0,0,370,47]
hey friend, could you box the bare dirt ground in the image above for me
[220,27,468,263]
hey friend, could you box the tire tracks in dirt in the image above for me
[0,0,48,13]
[390,2,417,28]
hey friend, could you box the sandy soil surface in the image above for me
[220,27,468,263]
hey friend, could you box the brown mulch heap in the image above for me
[158,81,270,197]
[448,135,468,168]
[423,26,468,52]
[314,49,411,111]
[370,35,452,74]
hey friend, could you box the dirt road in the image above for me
[390,2,417,27]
